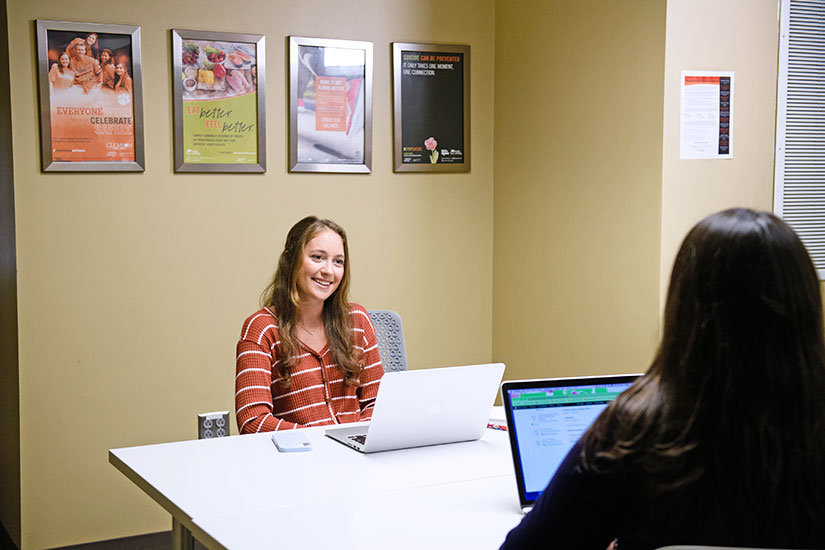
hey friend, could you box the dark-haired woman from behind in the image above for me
[501,208,825,549]
[235,216,383,433]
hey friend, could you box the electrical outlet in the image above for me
[198,411,229,439]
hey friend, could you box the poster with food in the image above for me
[392,43,470,173]
[288,36,373,174]
[174,31,263,170]
[35,20,144,171]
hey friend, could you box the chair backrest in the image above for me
[367,310,408,372]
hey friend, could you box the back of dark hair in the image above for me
[582,208,825,546]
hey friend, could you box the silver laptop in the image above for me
[500,374,641,513]
[325,363,505,453]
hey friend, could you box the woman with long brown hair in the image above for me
[501,208,825,549]
[85,32,100,61]
[235,216,383,432]
[48,51,74,91]
[113,62,132,94]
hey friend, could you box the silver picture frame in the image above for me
[172,29,266,173]
[392,43,470,173]
[35,19,144,172]
[289,36,373,173]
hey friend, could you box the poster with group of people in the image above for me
[42,25,137,164]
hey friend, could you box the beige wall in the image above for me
[659,0,780,295]
[492,0,666,380]
[3,0,789,547]
[7,1,495,547]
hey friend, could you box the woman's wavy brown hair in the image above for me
[581,208,825,546]
[261,216,362,386]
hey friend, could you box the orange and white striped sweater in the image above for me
[235,303,383,433]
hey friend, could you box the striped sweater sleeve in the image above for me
[235,312,302,433]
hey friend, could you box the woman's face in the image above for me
[59,53,69,67]
[116,64,124,76]
[87,34,97,45]
[295,229,345,306]
[100,51,110,64]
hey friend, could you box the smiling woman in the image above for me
[234,216,384,433]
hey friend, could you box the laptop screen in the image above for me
[501,375,640,507]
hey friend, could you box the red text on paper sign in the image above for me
[315,76,347,132]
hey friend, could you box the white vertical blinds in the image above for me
[774,0,825,278]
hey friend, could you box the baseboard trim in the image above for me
[5,526,209,550]
[50,531,171,550]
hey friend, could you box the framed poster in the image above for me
[35,19,144,172]
[393,43,470,173]
[172,29,266,172]
[289,36,373,173]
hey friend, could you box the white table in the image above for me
[109,416,523,550]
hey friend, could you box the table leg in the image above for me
[172,516,194,550]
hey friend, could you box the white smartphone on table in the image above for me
[272,431,313,452]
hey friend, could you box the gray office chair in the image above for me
[367,310,408,372]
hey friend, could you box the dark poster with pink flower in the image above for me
[393,43,470,172]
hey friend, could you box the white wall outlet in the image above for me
[198,411,229,439]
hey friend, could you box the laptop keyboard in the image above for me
[348,434,367,445]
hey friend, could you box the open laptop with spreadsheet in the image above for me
[501,374,641,513]
[325,363,505,453]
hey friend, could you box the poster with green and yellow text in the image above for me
[179,38,258,164]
